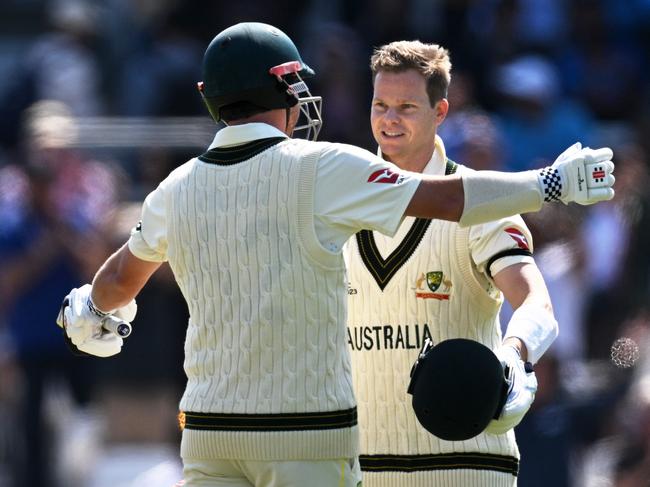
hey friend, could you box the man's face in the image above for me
[371,69,447,168]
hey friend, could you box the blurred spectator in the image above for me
[115,4,204,117]
[438,71,507,171]
[491,55,596,171]
[302,22,372,147]
[466,0,522,66]
[559,0,646,121]
[0,100,121,487]
[579,326,650,486]
[0,0,104,149]
[517,355,635,486]
[581,142,650,359]
[468,0,569,56]
[524,203,589,364]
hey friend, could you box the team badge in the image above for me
[426,271,443,292]
[415,271,451,300]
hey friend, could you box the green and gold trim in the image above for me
[360,452,519,476]
[198,136,287,165]
[356,218,432,290]
[179,407,357,432]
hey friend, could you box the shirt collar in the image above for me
[422,135,447,176]
[208,123,288,149]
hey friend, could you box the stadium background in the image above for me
[0,0,648,485]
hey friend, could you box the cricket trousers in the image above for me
[182,457,362,487]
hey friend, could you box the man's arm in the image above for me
[91,243,162,312]
[485,261,556,435]
[404,144,614,226]
[493,262,554,362]
[404,174,465,221]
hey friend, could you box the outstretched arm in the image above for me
[405,144,615,225]
[91,242,162,312]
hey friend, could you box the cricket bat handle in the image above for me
[102,315,132,338]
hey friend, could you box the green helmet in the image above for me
[198,22,322,139]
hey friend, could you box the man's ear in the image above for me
[436,98,449,125]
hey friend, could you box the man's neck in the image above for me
[228,109,289,134]
[385,145,436,174]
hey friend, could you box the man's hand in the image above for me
[56,284,135,358]
[484,345,537,435]
[539,142,615,205]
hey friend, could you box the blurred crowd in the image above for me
[0,0,648,485]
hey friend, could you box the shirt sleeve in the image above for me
[127,183,168,262]
[314,143,422,239]
[468,215,535,280]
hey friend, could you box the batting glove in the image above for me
[538,142,615,205]
[484,345,537,435]
[56,284,136,358]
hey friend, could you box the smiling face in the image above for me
[371,69,448,172]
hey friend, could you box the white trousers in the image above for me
[182,457,362,487]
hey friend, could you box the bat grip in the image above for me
[101,315,132,338]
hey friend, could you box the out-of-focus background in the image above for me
[0,0,648,486]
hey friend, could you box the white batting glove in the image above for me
[538,142,615,205]
[484,345,537,435]
[56,284,136,358]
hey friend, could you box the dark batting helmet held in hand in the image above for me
[198,22,322,139]
[407,338,509,441]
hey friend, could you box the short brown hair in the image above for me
[370,41,451,106]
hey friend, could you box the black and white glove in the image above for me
[485,345,537,435]
[56,284,136,357]
[538,142,615,205]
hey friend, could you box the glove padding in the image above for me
[549,142,615,205]
[484,345,538,435]
[56,284,136,358]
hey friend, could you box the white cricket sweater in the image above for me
[163,139,358,461]
[345,145,530,487]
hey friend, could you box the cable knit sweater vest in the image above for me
[163,139,357,461]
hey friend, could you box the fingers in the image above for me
[77,334,123,358]
[587,169,615,189]
[583,147,614,164]
[56,298,69,329]
[114,299,137,322]
[587,187,615,203]
[64,307,89,345]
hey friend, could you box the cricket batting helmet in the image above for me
[198,22,322,140]
[407,338,509,441]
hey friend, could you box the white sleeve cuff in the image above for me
[490,255,535,278]
[504,302,558,364]
[459,170,543,227]
[127,232,167,263]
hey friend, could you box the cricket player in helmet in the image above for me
[197,22,322,141]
